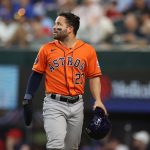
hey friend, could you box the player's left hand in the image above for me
[93,100,107,115]
[23,99,33,126]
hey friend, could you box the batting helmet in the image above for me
[85,107,112,140]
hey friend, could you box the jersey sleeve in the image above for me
[86,48,102,78]
[32,45,47,74]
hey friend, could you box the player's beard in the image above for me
[53,28,68,41]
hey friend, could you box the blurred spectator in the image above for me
[56,0,77,12]
[29,2,54,49]
[0,17,18,47]
[6,16,32,48]
[33,2,54,37]
[5,128,23,150]
[12,0,34,19]
[115,0,132,12]
[73,0,115,44]
[29,17,52,49]
[6,1,54,49]
[0,0,35,48]
[0,0,13,20]
[131,130,150,150]
[105,0,122,22]
[123,0,150,17]
[113,13,148,45]
[140,12,150,43]
[0,0,149,49]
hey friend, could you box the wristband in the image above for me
[24,93,32,100]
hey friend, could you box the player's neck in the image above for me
[60,37,78,49]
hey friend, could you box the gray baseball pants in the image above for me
[43,94,84,150]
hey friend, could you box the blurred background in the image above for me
[0,0,150,150]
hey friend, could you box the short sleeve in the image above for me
[32,46,47,73]
[86,48,102,78]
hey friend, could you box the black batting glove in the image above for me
[23,99,33,126]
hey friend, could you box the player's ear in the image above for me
[67,26,73,34]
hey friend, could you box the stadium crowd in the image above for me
[0,127,150,150]
[0,0,150,50]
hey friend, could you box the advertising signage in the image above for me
[0,65,19,110]
[99,51,150,113]
[101,75,150,113]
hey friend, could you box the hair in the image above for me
[58,12,80,35]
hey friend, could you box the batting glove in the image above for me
[23,99,32,126]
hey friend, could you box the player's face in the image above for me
[53,16,72,40]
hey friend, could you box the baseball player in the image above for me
[23,12,107,150]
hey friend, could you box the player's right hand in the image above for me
[93,100,107,115]
[23,99,32,126]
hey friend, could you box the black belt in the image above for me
[50,94,80,104]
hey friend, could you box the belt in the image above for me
[50,94,82,104]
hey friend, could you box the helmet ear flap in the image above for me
[85,107,112,140]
